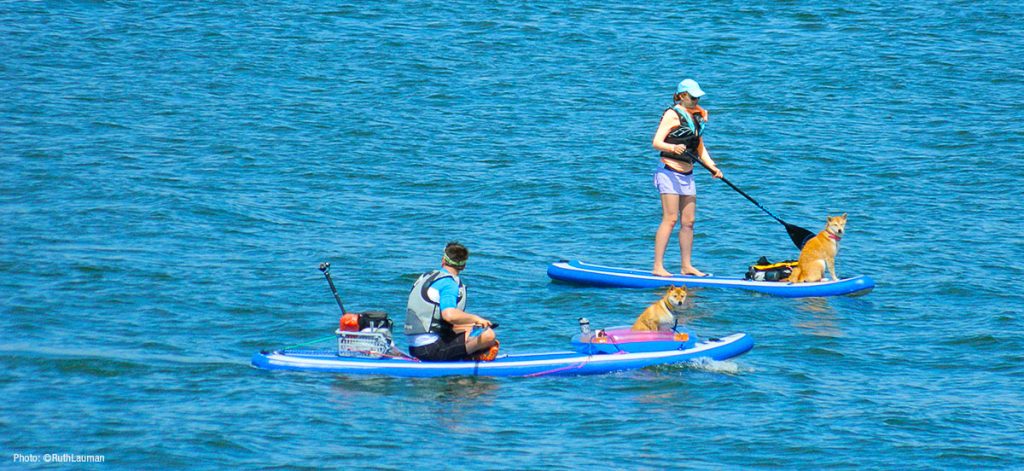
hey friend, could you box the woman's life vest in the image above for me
[661,105,707,164]
[404,270,467,336]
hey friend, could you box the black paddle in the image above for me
[679,152,815,249]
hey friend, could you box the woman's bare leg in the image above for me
[678,195,706,276]
[654,194,681,276]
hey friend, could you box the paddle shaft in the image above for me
[682,154,785,224]
[319,262,347,314]
[675,116,788,224]
[673,152,815,249]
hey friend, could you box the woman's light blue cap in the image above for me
[676,79,705,97]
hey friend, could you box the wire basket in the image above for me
[335,329,392,358]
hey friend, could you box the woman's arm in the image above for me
[697,142,723,178]
[652,110,686,155]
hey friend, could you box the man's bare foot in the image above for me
[681,267,707,277]
[653,267,673,277]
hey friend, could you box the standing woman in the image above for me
[651,79,723,277]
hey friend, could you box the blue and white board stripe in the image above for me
[547,260,874,298]
[251,333,753,377]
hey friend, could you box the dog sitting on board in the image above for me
[631,286,687,331]
[787,213,847,283]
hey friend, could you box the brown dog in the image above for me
[788,213,847,283]
[632,286,687,331]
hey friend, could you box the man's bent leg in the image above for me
[464,328,496,355]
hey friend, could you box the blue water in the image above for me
[2,1,1022,468]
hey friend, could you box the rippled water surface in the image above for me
[2,1,1022,468]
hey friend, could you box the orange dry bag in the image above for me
[339,313,360,332]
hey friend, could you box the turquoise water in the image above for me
[3,1,1023,468]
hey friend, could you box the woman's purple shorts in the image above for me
[653,166,696,196]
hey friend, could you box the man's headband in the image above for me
[443,253,467,269]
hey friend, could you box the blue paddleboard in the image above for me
[547,260,874,298]
[251,329,753,378]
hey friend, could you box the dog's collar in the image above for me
[826,229,842,241]
[662,298,679,312]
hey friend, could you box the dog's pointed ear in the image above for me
[841,212,848,220]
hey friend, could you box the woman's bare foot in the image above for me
[681,267,707,277]
[653,267,673,277]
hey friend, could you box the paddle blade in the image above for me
[785,223,816,249]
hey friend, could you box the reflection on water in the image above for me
[675,302,715,326]
[327,374,499,401]
[420,376,500,432]
[328,375,405,405]
[791,297,879,338]
[793,298,843,337]
[432,376,500,403]
[325,374,501,432]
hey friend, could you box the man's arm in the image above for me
[434,278,490,327]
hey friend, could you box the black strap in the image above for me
[418,271,443,306]
[418,271,464,304]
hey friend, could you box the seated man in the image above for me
[404,241,498,361]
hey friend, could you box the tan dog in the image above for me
[632,286,687,331]
[788,213,847,283]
